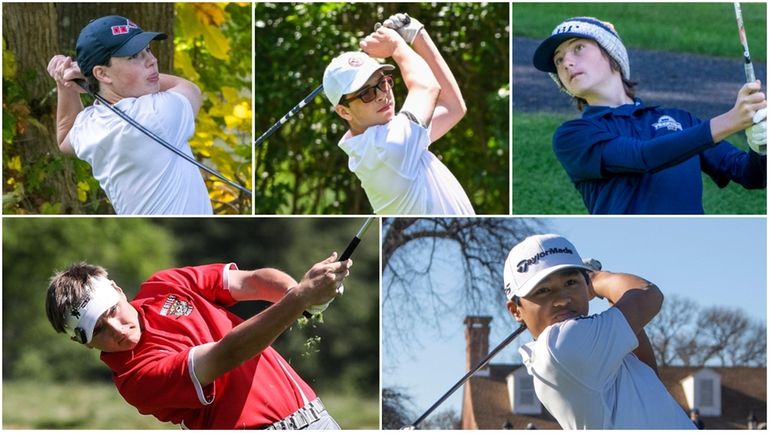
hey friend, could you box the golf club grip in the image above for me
[339,237,361,262]
[72,79,252,196]
[734,2,756,83]
[409,324,528,428]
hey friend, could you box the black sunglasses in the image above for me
[344,75,393,104]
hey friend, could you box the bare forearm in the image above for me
[711,111,747,143]
[55,84,84,151]
[590,271,663,334]
[196,288,307,385]
[159,73,202,113]
[410,31,465,114]
[229,268,298,303]
[392,42,440,97]
[633,329,659,375]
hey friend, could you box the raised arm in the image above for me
[360,27,440,127]
[227,268,299,303]
[407,20,467,142]
[589,271,662,373]
[191,253,352,386]
[47,55,86,154]
[159,74,202,115]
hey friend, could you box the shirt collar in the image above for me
[582,97,650,119]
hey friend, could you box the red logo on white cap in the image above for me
[348,57,363,67]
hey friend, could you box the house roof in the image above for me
[463,364,766,430]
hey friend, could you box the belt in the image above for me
[265,398,326,430]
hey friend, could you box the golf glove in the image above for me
[747,108,767,155]
[375,13,424,44]
[582,258,602,271]
[305,284,344,315]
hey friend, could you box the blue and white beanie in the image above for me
[532,17,630,96]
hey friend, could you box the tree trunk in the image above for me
[3,4,175,213]
[3,3,82,212]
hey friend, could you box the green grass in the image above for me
[513,112,587,214]
[513,112,766,215]
[3,380,173,429]
[513,3,766,61]
[2,380,380,429]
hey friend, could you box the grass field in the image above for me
[513,112,767,215]
[3,380,379,429]
[513,3,767,60]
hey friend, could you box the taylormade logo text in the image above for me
[517,247,574,273]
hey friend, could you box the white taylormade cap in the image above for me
[65,276,120,344]
[503,234,591,300]
[323,51,394,106]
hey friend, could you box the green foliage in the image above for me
[513,3,767,61]
[2,218,175,381]
[255,3,509,214]
[513,112,766,214]
[174,3,252,213]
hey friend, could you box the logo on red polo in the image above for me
[111,19,138,36]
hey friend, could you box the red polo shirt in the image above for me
[101,264,316,428]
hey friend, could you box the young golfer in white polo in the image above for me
[503,234,695,429]
[322,13,474,215]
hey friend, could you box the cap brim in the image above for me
[514,263,592,299]
[346,64,395,96]
[112,31,167,57]
[532,33,595,73]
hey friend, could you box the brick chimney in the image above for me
[464,316,492,374]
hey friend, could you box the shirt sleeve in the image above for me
[140,264,237,307]
[125,91,195,147]
[107,347,215,414]
[700,142,767,189]
[546,308,638,389]
[369,113,431,177]
[553,117,716,181]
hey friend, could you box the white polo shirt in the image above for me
[337,113,475,215]
[519,308,695,429]
[70,91,213,215]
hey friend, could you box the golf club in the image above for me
[733,2,756,83]
[302,216,376,318]
[404,323,528,429]
[254,84,324,147]
[74,79,252,196]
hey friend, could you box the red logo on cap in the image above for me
[111,19,138,36]
[348,57,363,67]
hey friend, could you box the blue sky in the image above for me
[381,217,767,424]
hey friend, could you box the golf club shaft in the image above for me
[409,324,528,428]
[734,2,756,83]
[74,79,252,196]
[339,217,375,261]
[302,217,375,318]
[254,84,324,147]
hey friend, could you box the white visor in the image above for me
[65,276,120,344]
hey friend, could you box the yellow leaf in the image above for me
[200,23,230,61]
[224,115,240,129]
[194,3,227,26]
[7,156,21,171]
[233,102,251,119]
[174,50,200,82]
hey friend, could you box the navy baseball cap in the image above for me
[76,16,167,77]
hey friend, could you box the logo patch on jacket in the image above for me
[159,295,193,317]
[652,115,683,131]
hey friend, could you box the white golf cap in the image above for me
[503,234,591,300]
[323,51,395,106]
[65,276,120,344]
